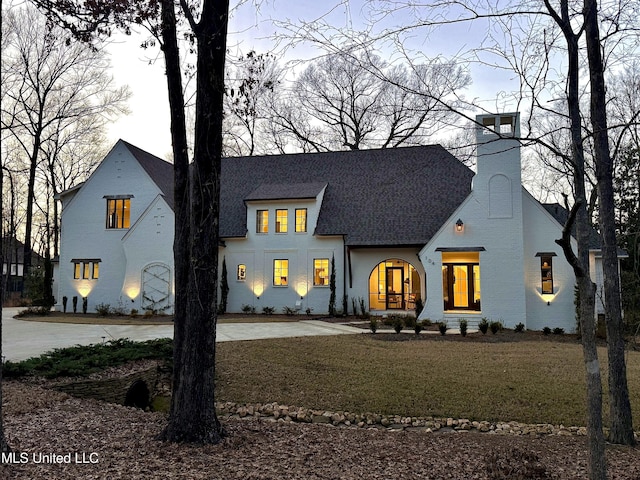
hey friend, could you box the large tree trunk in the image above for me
[546,1,607,476]
[0,0,10,447]
[583,0,635,446]
[0,152,8,455]
[160,0,228,444]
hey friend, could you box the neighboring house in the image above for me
[55,113,614,332]
[2,236,45,301]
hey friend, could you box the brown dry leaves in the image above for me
[2,381,640,480]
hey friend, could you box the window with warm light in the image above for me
[313,258,329,286]
[73,260,100,280]
[295,208,307,233]
[237,264,246,281]
[256,210,268,233]
[273,259,288,286]
[106,198,131,229]
[441,251,480,311]
[276,209,288,233]
[540,255,554,294]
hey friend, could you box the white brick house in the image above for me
[55,112,613,332]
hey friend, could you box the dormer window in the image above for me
[295,208,307,233]
[256,210,268,233]
[106,197,131,229]
[276,209,288,233]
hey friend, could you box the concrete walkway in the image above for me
[1,307,363,362]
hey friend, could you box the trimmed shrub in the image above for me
[95,303,111,317]
[393,316,403,334]
[262,306,275,315]
[479,318,489,334]
[542,326,552,335]
[552,327,565,335]
[459,318,468,337]
[358,297,367,318]
[438,321,448,335]
[241,304,256,314]
[414,321,424,335]
[369,317,378,334]
[490,321,503,334]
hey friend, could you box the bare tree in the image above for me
[1,4,129,295]
[224,50,283,156]
[0,0,9,453]
[32,0,231,444]
[583,0,635,446]
[270,48,469,151]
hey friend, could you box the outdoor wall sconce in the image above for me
[455,219,464,232]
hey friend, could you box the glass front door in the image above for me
[386,267,404,309]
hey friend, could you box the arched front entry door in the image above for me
[141,263,172,313]
[368,259,421,311]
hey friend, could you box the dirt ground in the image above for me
[1,381,639,480]
[5,313,640,478]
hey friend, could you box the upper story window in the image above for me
[276,209,288,233]
[273,259,288,286]
[313,258,329,286]
[539,254,555,294]
[106,198,131,229]
[295,208,307,233]
[256,210,268,233]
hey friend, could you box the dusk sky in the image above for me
[105,0,520,160]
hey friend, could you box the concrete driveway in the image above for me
[1,307,362,362]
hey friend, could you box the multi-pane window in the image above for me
[106,198,131,229]
[273,259,288,286]
[73,260,100,280]
[276,209,288,233]
[237,264,246,281]
[540,255,554,294]
[256,210,268,233]
[295,208,307,233]
[313,258,329,286]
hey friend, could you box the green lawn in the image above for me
[215,335,640,427]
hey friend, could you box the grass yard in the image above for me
[215,334,640,428]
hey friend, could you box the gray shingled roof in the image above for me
[245,182,327,201]
[542,203,602,249]
[122,141,175,209]
[120,142,475,247]
[221,146,474,246]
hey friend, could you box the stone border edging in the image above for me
[217,401,604,437]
